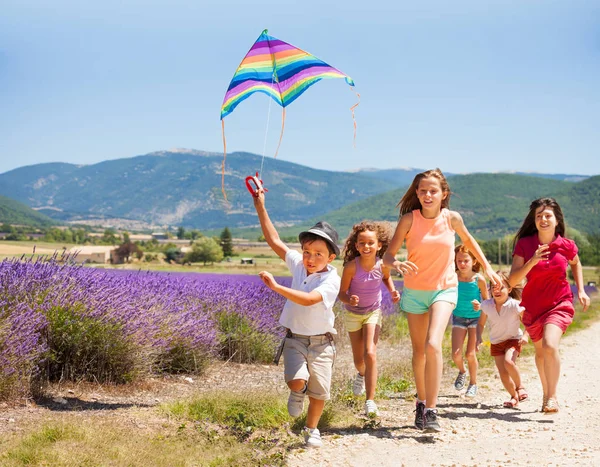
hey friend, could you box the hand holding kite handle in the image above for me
[245,172,268,197]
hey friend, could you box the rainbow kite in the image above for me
[220,29,358,200]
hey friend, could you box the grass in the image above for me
[0,417,286,467]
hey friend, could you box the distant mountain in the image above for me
[306,173,600,240]
[1,150,595,236]
[356,168,589,184]
[0,195,57,227]
[0,150,398,229]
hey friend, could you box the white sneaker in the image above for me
[302,427,322,448]
[287,391,305,417]
[465,384,478,398]
[365,399,379,418]
[353,373,365,396]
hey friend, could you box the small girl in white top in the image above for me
[476,271,529,408]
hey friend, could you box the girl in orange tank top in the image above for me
[383,168,501,433]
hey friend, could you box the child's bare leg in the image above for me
[542,324,563,399]
[363,323,380,401]
[305,397,325,429]
[451,326,467,374]
[407,313,429,402]
[503,347,522,390]
[533,338,548,398]
[348,330,366,377]
[465,327,479,385]
[494,356,517,397]
[424,301,454,408]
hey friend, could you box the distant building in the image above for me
[68,245,118,264]
[240,258,254,264]
[151,232,168,240]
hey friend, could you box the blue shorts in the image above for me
[452,315,480,329]
[400,287,458,315]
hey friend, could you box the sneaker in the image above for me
[454,372,467,391]
[353,373,365,396]
[287,391,305,417]
[302,427,322,448]
[365,399,379,418]
[424,409,441,433]
[414,401,426,430]
[465,384,478,398]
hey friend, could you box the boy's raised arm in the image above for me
[253,189,289,261]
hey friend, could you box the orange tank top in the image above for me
[404,208,458,291]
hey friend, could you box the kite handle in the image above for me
[245,172,268,197]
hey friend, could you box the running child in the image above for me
[383,168,501,432]
[451,245,489,398]
[509,197,590,413]
[477,271,529,408]
[252,188,341,448]
[338,221,400,418]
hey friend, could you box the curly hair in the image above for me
[342,221,393,265]
[454,244,481,273]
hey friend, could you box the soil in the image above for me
[1,321,599,466]
[288,319,600,466]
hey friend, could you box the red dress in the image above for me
[513,234,578,341]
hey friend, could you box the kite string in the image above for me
[259,74,276,177]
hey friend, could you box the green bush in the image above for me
[215,312,277,364]
[43,305,137,383]
[154,341,211,375]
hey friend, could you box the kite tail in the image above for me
[273,107,286,159]
[221,119,229,202]
[349,86,360,147]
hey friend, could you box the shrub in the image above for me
[43,305,137,383]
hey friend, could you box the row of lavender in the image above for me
[0,257,404,399]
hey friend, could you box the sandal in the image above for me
[544,397,559,413]
[503,396,519,408]
[541,396,549,412]
[516,387,528,401]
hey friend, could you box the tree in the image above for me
[176,226,185,240]
[184,237,224,265]
[220,227,234,257]
[114,242,142,263]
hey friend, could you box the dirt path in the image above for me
[288,320,600,467]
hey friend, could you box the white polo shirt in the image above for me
[480,297,524,344]
[279,250,340,336]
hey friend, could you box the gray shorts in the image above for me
[283,334,335,400]
[452,315,480,329]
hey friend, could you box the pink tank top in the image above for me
[404,208,458,291]
[345,258,383,315]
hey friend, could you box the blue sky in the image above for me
[1,0,599,176]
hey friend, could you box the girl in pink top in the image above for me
[383,169,501,433]
[338,221,400,418]
[509,197,590,414]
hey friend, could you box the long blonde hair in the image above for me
[397,168,451,216]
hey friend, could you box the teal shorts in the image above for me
[400,287,458,315]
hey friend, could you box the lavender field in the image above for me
[0,257,403,400]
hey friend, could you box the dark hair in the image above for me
[397,168,451,216]
[342,221,392,265]
[513,198,566,249]
[496,271,522,300]
[300,233,337,256]
[454,245,481,273]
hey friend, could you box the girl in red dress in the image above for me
[509,198,590,413]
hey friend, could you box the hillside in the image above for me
[0,150,398,230]
[0,195,57,227]
[308,173,599,240]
